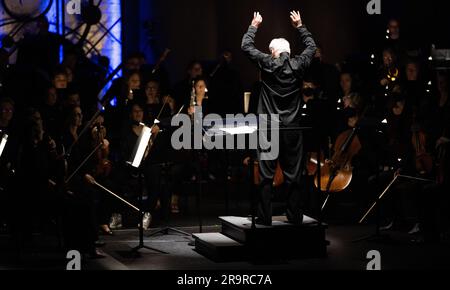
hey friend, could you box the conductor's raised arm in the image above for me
[291,10,317,70]
[241,12,271,64]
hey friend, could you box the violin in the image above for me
[92,124,112,177]
[142,96,170,160]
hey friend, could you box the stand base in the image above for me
[147,227,192,238]
[131,244,168,255]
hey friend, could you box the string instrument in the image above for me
[145,96,170,157]
[411,128,433,175]
[315,126,361,193]
[306,137,332,176]
[92,125,112,177]
[253,161,284,187]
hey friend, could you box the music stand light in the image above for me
[0,133,7,158]
[128,123,152,168]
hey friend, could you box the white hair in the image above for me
[269,38,291,57]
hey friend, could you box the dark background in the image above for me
[122,0,450,88]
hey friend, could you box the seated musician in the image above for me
[142,79,179,220]
[368,93,422,232]
[414,71,450,242]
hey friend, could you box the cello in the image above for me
[316,115,362,210]
[317,127,361,193]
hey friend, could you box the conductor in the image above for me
[241,11,317,225]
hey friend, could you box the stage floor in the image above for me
[1,220,450,270]
[85,224,450,270]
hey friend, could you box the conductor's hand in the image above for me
[290,10,303,28]
[251,12,263,28]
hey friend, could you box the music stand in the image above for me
[127,123,167,254]
[146,160,192,238]
[353,174,434,243]
[203,116,312,229]
[203,116,259,228]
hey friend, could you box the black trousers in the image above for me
[257,129,303,224]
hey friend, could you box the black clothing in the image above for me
[242,25,317,126]
[40,104,63,140]
[209,63,243,115]
[242,25,316,224]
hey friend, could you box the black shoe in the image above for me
[94,240,106,248]
[255,217,272,226]
[286,209,303,225]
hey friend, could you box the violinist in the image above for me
[104,70,144,163]
[84,113,119,236]
[0,98,18,198]
[415,72,450,242]
[10,108,58,249]
[417,127,450,242]
[144,79,182,221]
[46,105,103,258]
[118,102,152,229]
[429,72,450,147]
